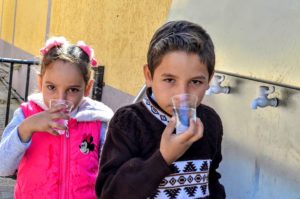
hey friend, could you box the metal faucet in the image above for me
[206,74,230,95]
[251,86,279,109]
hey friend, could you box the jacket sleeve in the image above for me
[208,110,226,199]
[0,108,31,176]
[95,110,171,199]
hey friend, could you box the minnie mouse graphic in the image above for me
[79,134,95,154]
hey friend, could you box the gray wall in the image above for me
[203,74,300,199]
[168,0,300,198]
[168,0,300,88]
[101,85,135,112]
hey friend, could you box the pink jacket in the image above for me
[15,100,102,199]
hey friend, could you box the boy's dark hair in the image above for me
[147,20,215,78]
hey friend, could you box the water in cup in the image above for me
[49,99,73,135]
[171,93,198,134]
[173,107,196,133]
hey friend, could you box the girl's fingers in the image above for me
[47,127,59,136]
[48,104,66,113]
[47,120,67,136]
[49,120,67,131]
[50,112,69,120]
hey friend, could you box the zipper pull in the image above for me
[65,120,70,138]
[66,129,69,138]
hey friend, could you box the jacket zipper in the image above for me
[59,128,70,199]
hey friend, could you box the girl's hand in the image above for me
[18,104,70,143]
[160,117,204,165]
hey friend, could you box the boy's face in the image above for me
[144,51,211,116]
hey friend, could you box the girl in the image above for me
[0,36,113,199]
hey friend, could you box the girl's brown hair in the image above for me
[40,38,94,85]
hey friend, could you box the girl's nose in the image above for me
[57,92,67,100]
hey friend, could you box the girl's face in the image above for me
[144,51,211,115]
[39,60,93,110]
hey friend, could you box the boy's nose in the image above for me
[176,84,189,95]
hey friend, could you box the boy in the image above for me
[95,20,226,199]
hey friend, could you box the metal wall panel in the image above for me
[203,74,300,198]
[168,0,300,88]
[168,0,300,198]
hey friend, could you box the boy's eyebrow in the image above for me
[161,73,207,80]
[161,73,176,77]
[192,75,207,80]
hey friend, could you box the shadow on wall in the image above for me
[220,137,300,199]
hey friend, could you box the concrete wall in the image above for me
[0,0,15,43]
[13,0,48,55]
[168,0,300,88]
[203,74,300,199]
[168,0,300,198]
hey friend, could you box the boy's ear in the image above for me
[143,64,153,87]
[84,79,94,96]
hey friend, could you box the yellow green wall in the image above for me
[0,0,2,33]
[1,0,16,42]
[14,0,48,55]
[0,0,172,96]
[50,0,172,95]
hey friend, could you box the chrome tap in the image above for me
[206,74,230,95]
[251,86,279,109]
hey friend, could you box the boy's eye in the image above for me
[163,78,175,83]
[46,85,55,90]
[191,80,203,85]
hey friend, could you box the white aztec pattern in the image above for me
[150,160,211,199]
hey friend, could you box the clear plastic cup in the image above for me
[171,93,198,134]
[49,99,73,135]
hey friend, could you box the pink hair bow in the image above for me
[40,36,67,55]
[77,41,98,67]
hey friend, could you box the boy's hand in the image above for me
[160,117,204,165]
[18,105,70,143]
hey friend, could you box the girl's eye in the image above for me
[46,85,55,90]
[67,88,80,93]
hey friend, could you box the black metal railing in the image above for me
[0,58,39,126]
[92,65,105,102]
[0,57,105,127]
